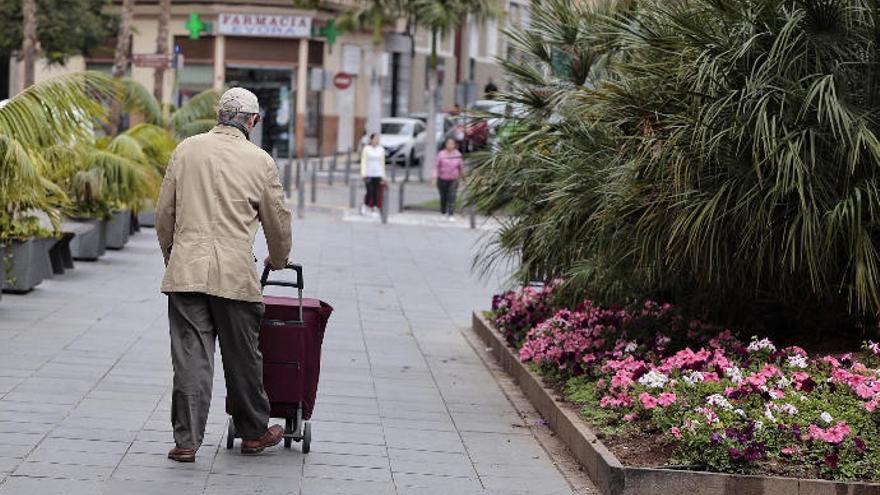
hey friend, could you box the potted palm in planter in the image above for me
[95,128,164,249]
[46,126,164,257]
[0,137,67,293]
[1,71,118,265]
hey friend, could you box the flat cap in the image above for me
[218,87,260,114]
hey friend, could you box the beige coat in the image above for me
[156,125,292,303]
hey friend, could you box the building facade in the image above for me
[7,0,528,157]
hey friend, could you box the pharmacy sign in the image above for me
[218,13,312,38]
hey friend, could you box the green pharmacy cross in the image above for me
[317,19,342,50]
[186,13,205,40]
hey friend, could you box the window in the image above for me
[381,122,413,136]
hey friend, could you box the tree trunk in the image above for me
[424,31,439,181]
[153,0,171,105]
[109,0,136,135]
[21,0,37,89]
[366,44,383,137]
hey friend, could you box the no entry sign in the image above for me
[333,72,353,90]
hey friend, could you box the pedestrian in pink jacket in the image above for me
[433,138,465,221]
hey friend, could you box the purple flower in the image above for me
[854,437,867,454]
[744,443,766,461]
[824,452,839,469]
[729,448,743,460]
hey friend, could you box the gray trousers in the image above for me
[168,292,270,449]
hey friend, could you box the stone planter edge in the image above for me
[471,311,880,495]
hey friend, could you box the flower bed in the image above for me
[491,286,880,481]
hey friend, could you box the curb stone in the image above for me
[471,311,880,495]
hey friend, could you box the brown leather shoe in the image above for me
[241,424,284,455]
[167,446,197,462]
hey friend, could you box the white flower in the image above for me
[780,403,798,416]
[787,355,808,369]
[734,408,747,418]
[776,376,791,389]
[656,335,671,347]
[695,406,719,424]
[682,371,704,387]
[820,411,833,424]
[754,420,764,431]
[706,394,732,410]
[747,336,777,354]
[725,366,744,384]
[638,370,669,389]
[624,342,638,354]
[764,406,777,423]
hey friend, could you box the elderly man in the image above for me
[155,88,292,462]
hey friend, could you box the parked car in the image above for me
[463,99,508,151]
[489,102,529,149]
[409,112,455,149]
[360,118,427,167]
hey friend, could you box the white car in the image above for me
[408,112,455,148]
[360,117,427,167]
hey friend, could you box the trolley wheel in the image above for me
[284,417,293,449]
[302,422,311,454]
[226,419,235,449]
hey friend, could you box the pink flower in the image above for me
[623,412,638,422]
[807,421,852,444]
[599,393,632,409]
[781,446,799,456]
[670,427,682,439]
[865,398,879,412]
[639,392,658,410]
[657,392,677,407]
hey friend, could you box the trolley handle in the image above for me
[261,262,305,325]
[261,263,303,289]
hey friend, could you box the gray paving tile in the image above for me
[12,462,114,481]
[0,477,103,495]
[110,465,209,485]
[299,477,396,495]
[203,473,300,494]
[24,449,121,468]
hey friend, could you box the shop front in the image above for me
[172,12,324,157]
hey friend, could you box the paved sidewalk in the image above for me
[0,211,593,495]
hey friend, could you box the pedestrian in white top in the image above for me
[360,133,385,217]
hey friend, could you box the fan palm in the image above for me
[469,0,880,332]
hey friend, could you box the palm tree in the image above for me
[21,0,37,88]
[0,71,117,240]
[410,0,500,175]
[468,0,880,333]
[121,78,221,140]
[109,0,136,135]
[339,0,405,136]
[153,0,171,104]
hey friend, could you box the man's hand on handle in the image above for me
[264,256,287,271]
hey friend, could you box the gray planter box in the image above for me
[2,238,51,293]
[137,208,155,228]
[106,210,131,250]
[69,218,107,261]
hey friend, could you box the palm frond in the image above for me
[0,71,116,148]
